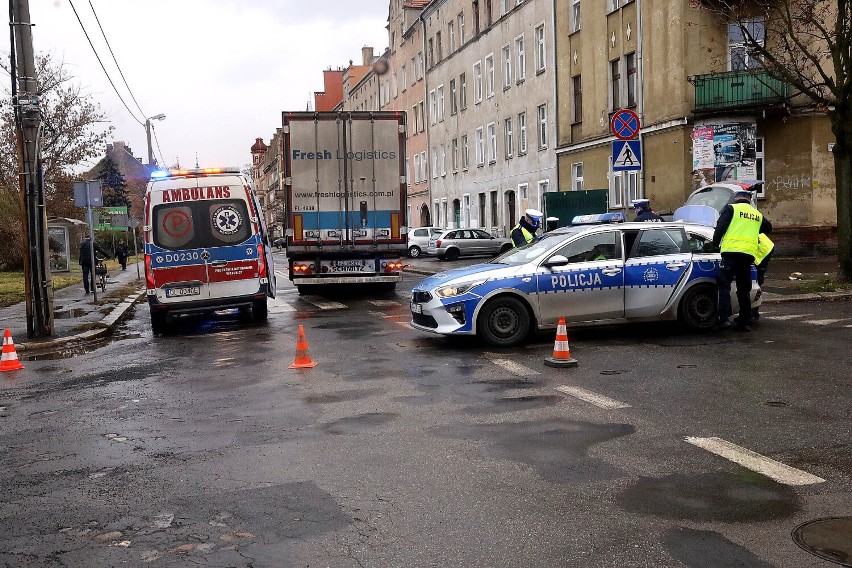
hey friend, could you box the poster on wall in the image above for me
[691,121,757,190]
[47,226,70,272]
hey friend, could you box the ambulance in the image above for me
[143,167,276,333]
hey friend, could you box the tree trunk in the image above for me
[831,107,852,282]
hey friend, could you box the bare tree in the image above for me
[699,0,852,280]
[0,53,113,268]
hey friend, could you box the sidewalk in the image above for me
[1,262,146,354]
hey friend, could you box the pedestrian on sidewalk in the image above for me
[712,190,772,331]
[79,237,110,294]
[115,240,130,271]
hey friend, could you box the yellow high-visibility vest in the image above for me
[721,203,762,257]
[512,224,534,247]
[754,233,775,265]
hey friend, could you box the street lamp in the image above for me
[145,113,166,167]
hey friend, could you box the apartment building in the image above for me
[420,0,557,236]
[382,0,430,228]
[250,132,284,238]
[555,0,836,254]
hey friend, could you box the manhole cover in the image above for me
[792,517,852,566]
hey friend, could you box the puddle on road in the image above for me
[472,378,542,392]
[54,308,86,319]
[322,412,398,435]
[792,516,852,567]
[664,527,777,568]
[463,395,563,415]
[617,471,800,522]
[303,389,380,405]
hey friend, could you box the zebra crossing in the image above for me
[761,310,852,328]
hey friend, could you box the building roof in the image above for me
[86,141,152,181]
[251,137,268,153]
[404,0,431,7]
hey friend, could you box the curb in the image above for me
[16,287,146,354]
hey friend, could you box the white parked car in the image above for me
[407,227,444,257]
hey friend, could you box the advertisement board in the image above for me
[691,121,757,189]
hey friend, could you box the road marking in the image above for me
[268,303,295,313]
[368,300,400,307]
[483,354,540,376]
[275,271,288,280]
[763,314,810,320]
[301,297,347,310]
[685,436,825,486]
[803,318,848,326]
[555,385,631,409]
[394,320,411,328]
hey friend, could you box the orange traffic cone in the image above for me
[544,317,578,368]
[1,329,25,372]
[289,325,317,368]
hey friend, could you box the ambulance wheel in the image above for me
[408,245,421,258]
[252,299,268,322]
[477,296,530,347]
[151,311,168,334]
[679,285,717,330]
[444,248,460,261]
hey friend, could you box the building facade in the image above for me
[554,0,836,254]
[417,0,557,236]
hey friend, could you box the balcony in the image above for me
[689,70,788,114]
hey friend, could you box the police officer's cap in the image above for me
[631,199,650,209]
[525,208,543,220]
[546,216,559,222]
[734,189,753,200]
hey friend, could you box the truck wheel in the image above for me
[297,285,313,296]
[252,298,268,322]
[679,285,717,330]
[151,311,168,334]
[477,296,530,347]
[408,245,421,258]
[444,248,460,261]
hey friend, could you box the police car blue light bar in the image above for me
[571,212,625,225]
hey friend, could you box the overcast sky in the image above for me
[30,0,389,170]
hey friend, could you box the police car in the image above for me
[409,213,761,346]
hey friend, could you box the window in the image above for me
[449,21,456,53]
[475,126,485,166]
[504,117,513,158]
[405,157,411,185]
[474,61,483,103]
[609,170,639,208]
[436,31,443,62]
[428,38,434,68]
[515,35,526,81]
[490,191,498,226]
[440,144,447,176]
[432,147,438,179]
[413,154,421,183]
[502,0,510,14]
[502,45,512,88]
[460,73,468,109]
[572,75,582,123]
[452,138,459,171]
[417,52,424,78]
[463,194,470,227]
[571,162,584,191]
[412,104,420,133]
[418,101,426,132]
[437,85,445,121]
[554,232,620,264]
[478,192,486,228]
[450,79,458,115]
[518,111,527,154]
[461,134,470,169]
[610,59,621,110]
[420,150,427,181]
[485,54,495,97]
[459,12,466,45]
[430,90,437,125]
[538,180,549,213]
[518,182,528,200]
[729,19,765,70]
[401,65,407,92]
[537,103,547,150]
[534,24,546,73]
[473,0,480,34]
[571,0,581,32]
[636,229,686,257]
[609,0,621,11]
[411,57,417,85]
[392,73,398,98]
[434,200,441,226]
[487,122,496,163]
[626,53,636,107]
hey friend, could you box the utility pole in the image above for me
[145,113,166,167]
[11,0,53,337]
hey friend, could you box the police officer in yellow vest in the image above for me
[752,232,775,320]
[511,208,543,247]
[711,189,772,331]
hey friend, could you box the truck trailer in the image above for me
[282,111,408,293]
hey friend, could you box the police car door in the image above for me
[624,227,691,318]
[536,230,624,326]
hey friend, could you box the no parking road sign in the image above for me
[610,108,641,140]
[612,140,642,172]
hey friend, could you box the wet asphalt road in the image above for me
[1,251,851,567]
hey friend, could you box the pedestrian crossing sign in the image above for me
[612,140,642,172]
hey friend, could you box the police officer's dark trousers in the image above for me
[717,252,754,324]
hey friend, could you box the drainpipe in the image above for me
[419,9,433,227]
[636,0,646,205]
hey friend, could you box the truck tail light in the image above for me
[292,262,314,275]
[383,260,404,272]
[145,254,155,288]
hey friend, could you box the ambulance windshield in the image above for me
[153,199,251,250]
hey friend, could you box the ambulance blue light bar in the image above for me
[571,212,625,225]
[150,167,240,179]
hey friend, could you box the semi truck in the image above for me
[282,111,408,293]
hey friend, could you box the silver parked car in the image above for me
[407,227,444,257]
[411,217,761,346]
[427,229,513,260]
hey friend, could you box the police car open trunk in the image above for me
[283,111,408,290]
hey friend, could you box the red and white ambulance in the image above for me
[143,168,276,333]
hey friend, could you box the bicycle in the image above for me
[94,256,108,292]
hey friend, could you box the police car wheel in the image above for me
[478,297,530,347]
[408,245,421,258]
[679,285,717,330]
